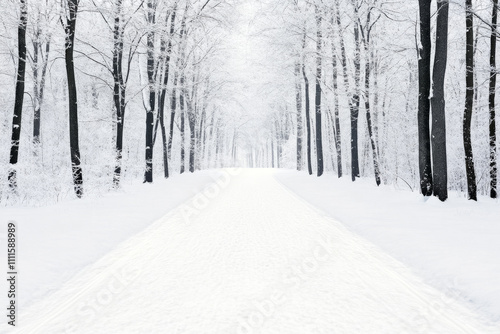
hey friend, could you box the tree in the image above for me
[31,2,53,149]
[295,60,303,171]
[330,13,342,178]
[8,0,28,191]
[463,0,477,201]
[359,2,381,186]
[143,0,157,183]
[430,0,449,201]
[64,0,84,198]
[417,0,433,196]
[490,0,498,199]
[314,3,324,177]
[112,0,127,187]
[302,30,313,176]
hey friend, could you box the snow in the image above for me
[1,169,499,333]
[275,169,500,324]
[0,170,226,311]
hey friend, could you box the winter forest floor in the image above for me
[1,169,499,333]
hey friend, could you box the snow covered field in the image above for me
[1,169,499,333]
[275,170,500,323]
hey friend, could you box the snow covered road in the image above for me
[9,169,499,333]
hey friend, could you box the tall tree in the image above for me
[360,5,381,186]
[31,6,51,149]
[144,0,157,183]
[430,0,449,201]
[301,27,313,175]
[490,0,498,199]
[463,0,477,200]
[295,61,303,171]
[417,0,433,196]
[350,0,362,181]
[314,4,324,177]
[64,0,84,197]
[112,0,127,188]
[8,0,28,191]
[330,14,342,178]
[154,3,178,179]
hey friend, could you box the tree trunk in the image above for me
[351,1,361,181]
[362,14,381,186]
[32,16,50,148]
[64,0,83,197]
[490,0,498,198]
[315,5,324,177]
[463,0,477,200]
[295,61,303,171]
[303,64,313,176]
[112,0,126,188]
[144,0,156,183]
[417,0,433,196]
[180,74,186,174]
[331,22,342,178]
[8,0,28,191]
[430,0,449,201]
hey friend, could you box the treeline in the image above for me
[1,0,236,202]
[256,0,499,201]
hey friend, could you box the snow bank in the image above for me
[274,169,500,323]
[0,170,224,309]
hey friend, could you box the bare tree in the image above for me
[8,0,28,191]
[417,0,433,196]
[490,0,498,199]
[463,0,477,200]
[430,0,449,201]
[64,0,84,197]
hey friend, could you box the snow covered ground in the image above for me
[0,170,226,310]
[1,169,499,333]
[275,170,500,323]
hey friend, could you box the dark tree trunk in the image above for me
[315,5,324,177]
[180,74,186,174]
[463,0,477,200]
[331,28,342,178]
[64,0,83,197]
[188,100,196,173]
[32,18,50,148]
[361,14,381,186]
[430,0,449,201]
[144,0,156,183]
[155,5,177,179]
[8,0,28,191]
[295,61,303,171]
[303,64,313,176]
[417,0,433,196]
[168,71,178,160]
[336,0,358,181]
[490,0,498,198]
[351,2,361,181]
[112,0,126,188]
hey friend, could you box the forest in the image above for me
[0,0,499,204]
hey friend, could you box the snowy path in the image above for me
[10,169,498,334]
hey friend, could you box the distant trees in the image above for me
[2,0,500,202]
